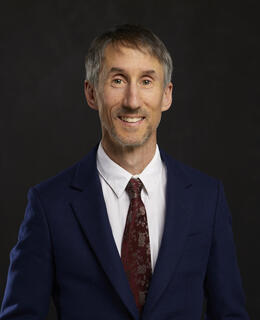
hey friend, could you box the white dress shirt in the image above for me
[96,142,167,272]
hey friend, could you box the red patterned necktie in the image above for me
[121,178,152,313]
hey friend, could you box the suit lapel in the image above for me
[69,146,193,319]
[69,146,139,320]
[142,150,193,317]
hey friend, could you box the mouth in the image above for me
[117,116,145,127]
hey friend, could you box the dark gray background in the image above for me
[0,0,258,319]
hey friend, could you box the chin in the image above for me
[111,132,151,148]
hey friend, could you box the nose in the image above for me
[123,83,141,110]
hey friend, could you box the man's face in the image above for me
[86,43,172,149]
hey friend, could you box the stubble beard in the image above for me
[102,120,153,149]
[111,124,153,148]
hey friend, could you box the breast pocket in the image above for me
[177,233,211,274]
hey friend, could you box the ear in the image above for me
[84,80,98,110]
[161,82,173,112]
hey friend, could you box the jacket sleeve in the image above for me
[204,181,250,319]
[0,187,53,319]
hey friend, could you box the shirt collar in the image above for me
[96,142,164,198]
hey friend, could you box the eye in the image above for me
[113,79,122,84]
[111,78,125,87]
[141,79,153,87]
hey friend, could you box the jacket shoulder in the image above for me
[31,145,98,199]
[160,149,220,190]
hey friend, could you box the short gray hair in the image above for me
[85,24,173,87]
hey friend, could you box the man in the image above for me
[0,24,250,319]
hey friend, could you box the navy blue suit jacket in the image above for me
[1,145,249,319]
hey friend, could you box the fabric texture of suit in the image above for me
[0,145,250,319]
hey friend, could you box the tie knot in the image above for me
[126,178,143,200]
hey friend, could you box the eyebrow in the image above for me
[108,67,157,76]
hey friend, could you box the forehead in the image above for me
[101,43,164,76]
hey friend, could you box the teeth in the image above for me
[120,117,143,123]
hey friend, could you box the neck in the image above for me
[101,139,157,175]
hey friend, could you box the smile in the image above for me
[118,116,145,126]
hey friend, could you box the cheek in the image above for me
[97,95,117,121]
[146,95,163,115]
[147,98,164,127]
[103,87,124,106]
[152,110,162,129]
[144,88,163,106]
